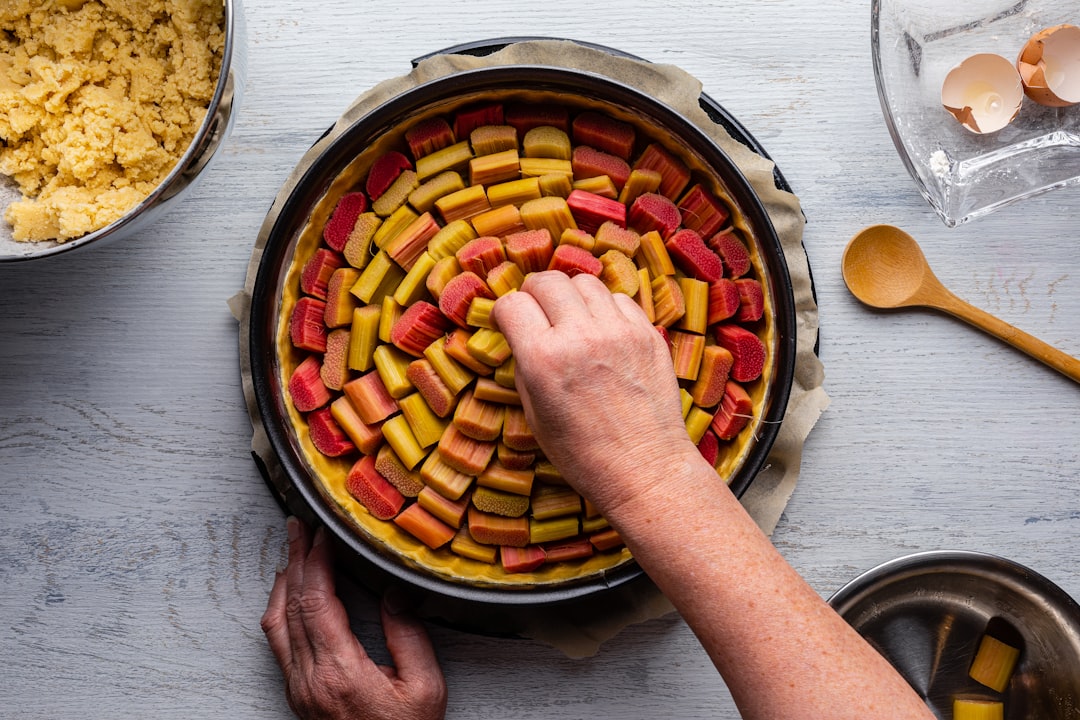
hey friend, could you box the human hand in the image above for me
[261,517,447,720]
[491,271,699,516]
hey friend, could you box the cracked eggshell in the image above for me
[941,53,1024,134]
[1018,24,1080,107]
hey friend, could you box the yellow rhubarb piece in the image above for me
[534,461,566,486]
[538,172,573,198]
[344,212,381,270]
[470,125,518,156]
[530,484,582,520]
[466,297,496,329]
[558,228,595,253]
[582,514,610,533]
[494,356,516,389]
[680,388,694,418]
[969,635,1020,692]
[486,177,541,208]
[685,405,714,444]
[573,175,618,199]
[635,266,656,322]
[478,460,534,496]
[372,169,419,217]
[423,339,475,395]
[953,698,1003,720]
[393,252,437,306]
[618,167,662,206]
[520,196,578,238]
[651,275,686,328]
[382,414,427,470]
[419,450,474,501]
[450,526,498,563]
[522,125,572,160]
[677,277,709,334]
[348,305,382,372]
[424,256,461,300]
[469,148,520,187]
[378,296,403,344]
[373,344,414,398]
[471,485,530,518]
[416,486,470,529]
[485,261,525,297]
[427,219,478,261]
[529,516,579,544]
[670,331,705,381]
[466,328,512,367]
[398,392,449,448]
[520,157,573,178]
[351,251,405,304]
[372,205,420,249]
[470,204,524,239]
[408,171,465,214]
[598,249,640,296]
[434,184,490,224]
[636,229,676,277]
[416,140,473,182]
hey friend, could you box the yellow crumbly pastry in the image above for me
[0,0,224,242]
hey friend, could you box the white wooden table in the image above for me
[2,1,1078,717]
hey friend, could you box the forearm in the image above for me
[593,451,934,720]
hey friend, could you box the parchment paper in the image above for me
[234,39,829,658]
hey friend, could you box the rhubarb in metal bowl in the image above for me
[250,65,796,604]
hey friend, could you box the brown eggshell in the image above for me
[941,53,1024,134]
[1017,24,1080,107]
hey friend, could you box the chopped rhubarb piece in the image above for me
[665,228,723,282]
[496,442,535,471]
[290,297,328,352]
[417,485,472,529]
[594,221,641,256]
[707,278,742,324]
[453,388,505,440]
[450,527,498,563]
[366,151,413,202]
[655,324,671,347]
[467,507,529,547]
[406,358,457,418]
[323,192,368,252]
[558,227,595,253]
[324,267,361,328]
[394,503,456,549]
[566,189,626,234]
[520,195,578,238]
[734,278,765,322]
[697,429,720,466]
[398,392,449,448]
[505,103,570,134]
[523,125,571,160]
[542,537,594,564]
[677,184,730,238]
[504,228,554,274]
[589,527,625,552]
[331,396,383,455]
[375,444,425,497]
[548,243,602,277]
[405,117,456,160]
[501,406,540,452]
[300,248,344,299]
[389,300,453,357]
[571,145,631,191]
[485,261,525,297]
[346,455,406,521]
[633,143,690,199]
[320,328,351,391]
[454,102,504,139]
[708,229,752,278]
[628,192,681,239]
[455,236,507,279]
[439,271,496,329]
[478,458,534,496]
[289,355,331,412]
[650,275,686,327]
[307,406,356,457]
[572,110,636,160]
[419,450,474,500]
[444,329,495,376]
[711,380,753,440]
[471,125,518,156]
[690,345,735,407]
[598,249,640,296]
[438,422,496,475]
[715,324,766,382]
[531,485,582,520]
[501,545,546,573]
[383,211,441,271]
[472,486,530,518]
[670,330,705,381]
[343,370,399,424]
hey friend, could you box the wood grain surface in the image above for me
[1,1,1078,718]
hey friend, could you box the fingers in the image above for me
[261,570,293,674]
[491,288,551,348]
[284,516,316,668]
[381,591,447,711]
[299,525,371,664]
[513,271,590,327]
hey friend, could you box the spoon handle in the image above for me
[942,296,1080,384]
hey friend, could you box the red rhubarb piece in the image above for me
[734,278,765,322]
[697,429,720,466]
[665,228,723,282]
[628,192,681,239]
[708,229,752,278]
[346,455,406,520]
[453,102,504,140]
[343,370,400,424]
[366,151,412,202]
[715,324,766,382]
[406,358,457,418]
[455,236,507,279]
[547,243,602,277]
[438,271,496,328]
[289,355,331,412]
[707,278,742,324]
[468,507,529,547]
[405,117,456,160]
[323,192,368,252]
[571,145,631,191]
[501,545,547,574]
[394,503,457,549]
[320,328,351,391]
[307,406,356,457]
[300,248,344,300]
[565,189,626,235]
[678,184,730,238]
[589,528,624,552]
[542,537,594,563]
[290,297,328,352]
[572,110,635,160]
[504,228,554,273]
[655,324,671,347]
[711,381,753,440]
[504,103,570,134]
[390,300,454,356]
[633,143,690,199]
[690,345,734,408]
[332,396,384,456]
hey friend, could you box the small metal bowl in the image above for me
[0,0,246,263]
[829,550,1080,718]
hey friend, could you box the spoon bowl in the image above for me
[842,224,1080,384]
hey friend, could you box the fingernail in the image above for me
[312,524,326,547]
[286,516,301,542]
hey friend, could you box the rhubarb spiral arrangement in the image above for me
[278,93,775,586]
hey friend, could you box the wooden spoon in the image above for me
[842,224,1080,384]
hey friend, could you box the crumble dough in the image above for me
[0,0,224,242]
